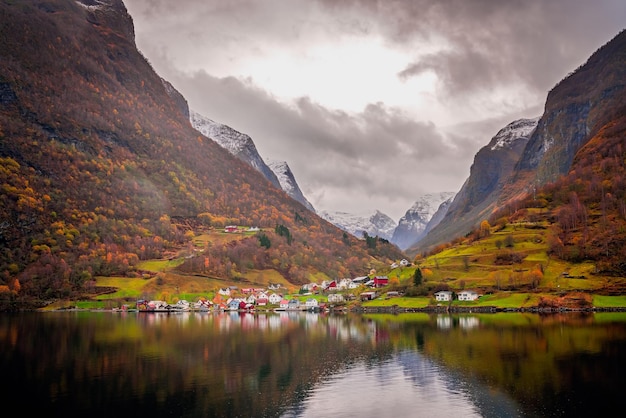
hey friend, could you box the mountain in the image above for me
[410,29,626,256]
[319,210,397,241]
[189,110,282,190]
[266,159,315,212]
[0,0,405,303]
[408,117,539,255]
[391,192,456,250]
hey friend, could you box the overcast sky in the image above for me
[123,0,626,222]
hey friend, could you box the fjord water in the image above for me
[1,311,624,417]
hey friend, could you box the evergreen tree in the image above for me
[413,268,423,286]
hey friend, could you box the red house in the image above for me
[373,276,389,288]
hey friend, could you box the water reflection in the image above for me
[0,311,625,417]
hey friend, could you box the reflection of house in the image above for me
[458,290,479,301]
[434,291,453,301]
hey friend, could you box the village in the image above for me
[133,272,481,313]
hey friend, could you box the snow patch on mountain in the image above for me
[319,210,397,241]
[190,110,281,189]
[490,117,540,151]
[266,159,315,212]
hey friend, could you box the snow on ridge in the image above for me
[190,110,250,154]
[266,159,294,194]
[76,0,109,11]
[490,117,540,151]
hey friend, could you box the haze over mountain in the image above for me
[391,192,456,251]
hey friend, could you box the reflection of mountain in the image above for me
[6,311,624,417]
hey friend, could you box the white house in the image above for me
[400,259,410,266]
[328,293,344,303]
[457,290,480,301]
[218,288,231,296]
[268,293,283,305]
[305,298,319,309]
[434,291,453,302]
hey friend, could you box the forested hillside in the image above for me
[0,0,404,306]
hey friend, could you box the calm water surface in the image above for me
[1,311,625,417]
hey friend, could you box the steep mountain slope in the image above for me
[410,118,538,255]
[319,210,397,241]
[189,110,282,190]
[0,0,404,301]
[266,159,316,212]
[391,192,456,250]
[411,29,626,257]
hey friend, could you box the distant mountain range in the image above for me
[190,109,453,248]
[391,192,456,250]
[318,210,397,241]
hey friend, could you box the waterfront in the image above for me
[1,311,625,417]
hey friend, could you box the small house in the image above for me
[360,291,377,301]
[224,225,238,233]
[373,276,389,288]
[287,299,301,310]
[328,293,345,303]
[434,291,453,302]
[268,293,283,304]
[305,298,319,309]
[458,290,480,301]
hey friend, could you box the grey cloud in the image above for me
[157,66,459,218]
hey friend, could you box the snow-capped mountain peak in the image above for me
[391,192,456,250]
[490,117,540,151]
[319,209,397,241]
[190,110,282,189]
[266,158,315,212]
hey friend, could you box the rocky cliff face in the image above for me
[411,30,626,256]
[409,118,539,255]
[514,29,626,187]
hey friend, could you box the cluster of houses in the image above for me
[135,275,481,312]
